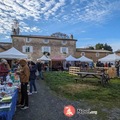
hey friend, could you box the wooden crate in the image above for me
[69,67,80,76]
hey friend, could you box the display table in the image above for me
[0,89,18,120]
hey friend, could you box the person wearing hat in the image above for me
[17,59,30,109]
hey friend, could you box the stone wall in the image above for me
[75,51,111,62]
[12,36,76,61]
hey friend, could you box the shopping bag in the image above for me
[35,70,39,76]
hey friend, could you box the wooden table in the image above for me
[75,71,110,86]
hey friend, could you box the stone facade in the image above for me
[11,35,77,61]
[75,48,112,62]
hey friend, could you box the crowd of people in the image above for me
[96,61,112,67]
[115,61,120,77]
[0,58,45,110]
[66,60,120,78]
[0,58,120,110]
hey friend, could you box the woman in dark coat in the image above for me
[28,61,37,95]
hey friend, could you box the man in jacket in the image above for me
[18,59,30,109]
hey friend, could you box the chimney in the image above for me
[102,48,104,50]
[70,34,73,39]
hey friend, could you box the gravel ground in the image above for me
[13,79,120,120]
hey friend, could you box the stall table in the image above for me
[0,89,18,120]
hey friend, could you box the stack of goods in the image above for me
[0,78,18,112]
[0,85,12,111]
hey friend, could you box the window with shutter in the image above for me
[41,46,51,53]
[22,46,33,53]
[60,47,68,54]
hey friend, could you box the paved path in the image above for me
[13,80,95,120]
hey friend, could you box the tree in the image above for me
[95,43,104,50]
[95,43,113,51]
[88,46,94,50]
[104,43,113,51]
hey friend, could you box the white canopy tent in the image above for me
[98,53,120,63]
[65,55,78,61]
[77,56,93,62]
[37,55,51,61]
[0,47,28,59]
[37,55,51,71]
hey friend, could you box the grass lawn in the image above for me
[44,71,120,119]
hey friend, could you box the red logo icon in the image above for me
[64,105,76,117]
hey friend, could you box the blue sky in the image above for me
[0,0,120,52]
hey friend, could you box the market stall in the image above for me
[77,56,93,62]
[98,53,120,63]
[0,73,20,120]
[0,47,27,59]
[65,55,78,61]
[51,56,65,71]
[0,89,18,120]
[37,55,51,71]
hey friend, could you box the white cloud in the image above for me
[70,0,75,5]
[0,0,120,39]
[5,36,10,39]
[81,30,86,33]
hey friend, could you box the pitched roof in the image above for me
[11,35,77,41]
[76,48,112,53]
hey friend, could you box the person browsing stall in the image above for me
[0,59,10,82]
[17,59,30,110]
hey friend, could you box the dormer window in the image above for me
[61,40,67,45]
[96,52,99,57]
[43,39,49,44]
[81,52,85,56]
[26,38,31,43]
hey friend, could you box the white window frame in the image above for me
[42,46,51,53]
[61,40,67,45]
[81,52,85,56]
[26,38,31,43]
[96,52,99,57]
[43,39,49,44]
[22,46,33,53]
[60,47,68,54]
